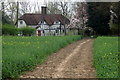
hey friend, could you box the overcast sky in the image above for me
[1,0,119,14]
[4,0,119,2]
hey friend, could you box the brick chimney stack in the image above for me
[41,6,47,14]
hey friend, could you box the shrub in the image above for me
[19,27,36,36]
[2,24,18,36]
[78,29,85,35]
[109,22,120,35]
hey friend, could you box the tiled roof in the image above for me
[18,13,70,26]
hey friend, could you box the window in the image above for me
[56,21,59,24]
[41,21,44,24]
[20,21,23,24]
[54,21,59,24]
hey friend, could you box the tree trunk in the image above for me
[16,2,19,28]
[78,28,81,35]
[2,2,4,24]
[64,25,66,35]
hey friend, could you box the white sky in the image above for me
[5,0,120,3]
[1,0,119,14]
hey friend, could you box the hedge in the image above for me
[2,24,36,36]
[19,27,36,36]
[2,24,18,36]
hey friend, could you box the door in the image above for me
[38,30,41,36]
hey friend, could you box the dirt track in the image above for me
[20,38,96,78]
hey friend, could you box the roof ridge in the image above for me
[24,13,41,15]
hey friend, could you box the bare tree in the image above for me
[47,2,62,14]
[56,1,70,18]
[16,2,19,27]
[36,2,41,13]
[33,2,41,13]
[47,1,73,19]
[19,2,31,14]
[1,2,4,16]
[8,2,17,22]
[0,0,4,3]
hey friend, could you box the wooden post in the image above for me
[49,25,51,36]
[60,23,61,35]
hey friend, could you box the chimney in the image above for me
[41,6,47,14]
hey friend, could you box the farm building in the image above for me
[17,6,70,36]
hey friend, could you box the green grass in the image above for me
[0,36,2,79]
[2,35,82,79]
[94,36,119,78]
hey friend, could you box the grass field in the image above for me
[94,36,119,78]
[0,36,2,79]
[2,36,82,79]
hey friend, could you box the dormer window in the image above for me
[54,21,59,24]
[41,21,44,24]
[20,21,23,24]
[56,21,59,24]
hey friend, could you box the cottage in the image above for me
[17,6,70,36]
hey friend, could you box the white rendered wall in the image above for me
[18,20,27,28]
[40,24,65,36]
